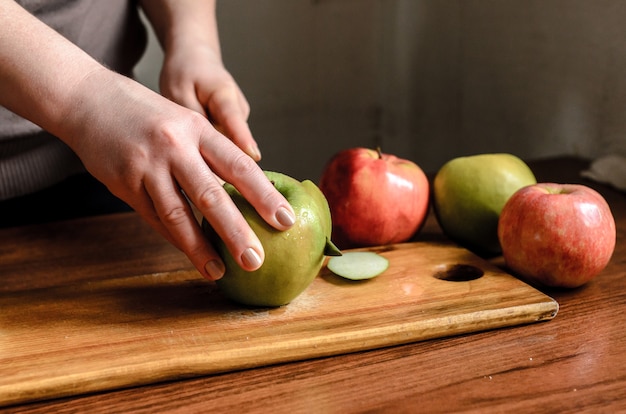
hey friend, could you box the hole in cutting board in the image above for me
[433,264,484,282]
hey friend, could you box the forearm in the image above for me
[138,0,221,58]
[0,0,104,142]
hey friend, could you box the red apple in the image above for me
[498,183,616,288]
[319,147,430,249]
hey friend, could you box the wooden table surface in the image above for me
[2,157,625,413]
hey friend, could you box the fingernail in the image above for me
[205,259,225,280]
[241,247,263,270]
[249,144,262,161]
[276,206,296,227]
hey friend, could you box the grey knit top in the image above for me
[0,0,147,200]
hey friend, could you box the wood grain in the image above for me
[0,242,556,407]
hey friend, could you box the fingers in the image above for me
[161,75,261,162]
[160,79,208,119]
[170,130,295,266]
[131,173,225,281]
[142,138,294,279]
[175,166,266,274]
[153,68,293,274]
[111,123,294,281]
[195,131,296,230]
[206,87,261,161]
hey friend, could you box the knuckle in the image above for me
[194,183,228,212]
[185,110,208,129]
[241,104,250,119]
[159,204,189,228]
[153,121,184,149]
[228,152,259,180]
[217,224,247,249]
[152,113,205,149]
[185,241,211,263]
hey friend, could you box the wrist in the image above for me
[140,1,221,59]
[55,68,129,153]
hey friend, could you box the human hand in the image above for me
[158,43,261,162]
[65,70,295,281]
[0,0,290,280]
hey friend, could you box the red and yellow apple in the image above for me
[498,183,616,288]
[319,147,430,249]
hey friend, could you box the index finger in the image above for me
[207,88,261,162]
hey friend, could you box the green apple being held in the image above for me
[433,153,536,256]
[202,171,340,307]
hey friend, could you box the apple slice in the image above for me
[327,252,389,280]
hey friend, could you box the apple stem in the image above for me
[376,147,383,159]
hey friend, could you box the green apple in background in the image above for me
[202,171,341,307]
[432,153,537,256]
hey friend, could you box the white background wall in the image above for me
[135,0,626,181]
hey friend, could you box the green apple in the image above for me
[432,153,536,256]
[202,171,341,307]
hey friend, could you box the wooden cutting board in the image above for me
[0,242,558,407]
